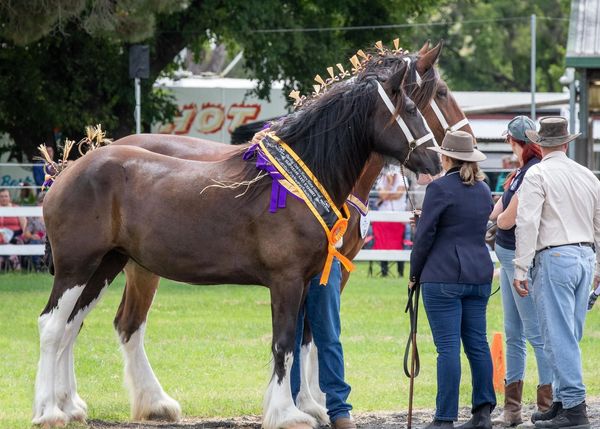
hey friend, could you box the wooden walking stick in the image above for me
[404,281,421,429]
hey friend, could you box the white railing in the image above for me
[0,206,45,255]
[0,206,498,262]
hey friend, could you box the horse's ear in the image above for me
[417,40,431,56]
[384,61,408,94]
[416,40,443,74]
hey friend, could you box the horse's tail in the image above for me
[42,236,55,276]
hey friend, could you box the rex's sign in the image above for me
[154,77,288,144]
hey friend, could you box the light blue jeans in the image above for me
[531,245,594,409]
[495,244,552,385]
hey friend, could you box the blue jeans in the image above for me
[531,245,594,409]
[495,244,552,385]
[422,282,496,421]
[291,259,352,422]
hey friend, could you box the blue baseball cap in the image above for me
[503,115,536,143]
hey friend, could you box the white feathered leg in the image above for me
[33,286,84,427]
[55,282,109,422]
[121,322,181,421]
[306,343,326,408]
[262,351,317,429]
[296,343,329,424]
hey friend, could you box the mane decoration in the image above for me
[37,139,75,191]
[289,38,408,109]
[37,124,112,191]
[77,124,113,155]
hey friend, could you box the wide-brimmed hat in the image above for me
[503,115,536,143]
[427,130,486,162]
[525,116,581,147]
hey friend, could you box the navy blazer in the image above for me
[410,169,494,285]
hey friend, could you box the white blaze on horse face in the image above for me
[33,285,85,427]
[262,352,317,429]
[296,344,329,424]
[120,322,181,422]
[55,280,110,421]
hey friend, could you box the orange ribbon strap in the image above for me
[319,205,355,285]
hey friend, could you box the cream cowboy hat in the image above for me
[427,130,486,162]
[524,116,581,147]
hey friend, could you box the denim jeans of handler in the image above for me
[530,245,594,409]
[291,259,352,422]
[495,244,552,385]
[422,282,496,421]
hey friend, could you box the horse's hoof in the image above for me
[297,395,330,425]
[262,408,317,429]
[65,405,87,423]
[286,424,314,429]
[134,395,182,422]
[32,405,68,427]
[72,393,88,412]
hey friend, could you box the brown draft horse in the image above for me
[33,57,441,429]
[105,41,475,424]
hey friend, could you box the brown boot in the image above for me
[332,417,356,429]
[491,381,523,426]
[536,384,553,412]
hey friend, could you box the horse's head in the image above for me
[411,41,475,143]
[366,60,442,177]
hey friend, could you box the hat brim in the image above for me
[524,129,581,147]
[427,145,487,162]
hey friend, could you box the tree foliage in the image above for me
[0,0,572,160]
[0,0,440,160]
[389,0,571,92]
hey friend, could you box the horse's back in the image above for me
[113,134,244,161]
[44,145,326,285]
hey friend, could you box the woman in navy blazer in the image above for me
[410,130,496,429]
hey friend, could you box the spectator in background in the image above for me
[494,154,519,194]
[18,182,37,205]
[21,191,46,271]
[372,166,408,277]
[0,188,27,270]
[33,145,54,193]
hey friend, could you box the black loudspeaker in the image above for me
[129,45,150,79]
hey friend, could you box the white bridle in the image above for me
[375,81,434,165]
[403,57,470,133]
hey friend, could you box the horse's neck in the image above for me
[351,154,386,203]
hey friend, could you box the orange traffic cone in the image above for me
[490,331,506,394]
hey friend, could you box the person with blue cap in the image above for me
[489,115,553,426]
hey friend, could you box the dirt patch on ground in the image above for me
[87,398,600,429]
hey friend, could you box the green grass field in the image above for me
[2,263,600,428]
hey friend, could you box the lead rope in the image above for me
[404,281,420,429]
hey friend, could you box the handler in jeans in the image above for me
[410,130,496,429]
[514,117,600,429]
[291,258,354,429]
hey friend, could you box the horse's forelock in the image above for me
[271,77,381,202]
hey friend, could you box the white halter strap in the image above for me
[375,81,434,149]
[403,57,470,133]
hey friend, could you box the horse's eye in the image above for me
[407,106,417,115]
[437,88,448,98]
